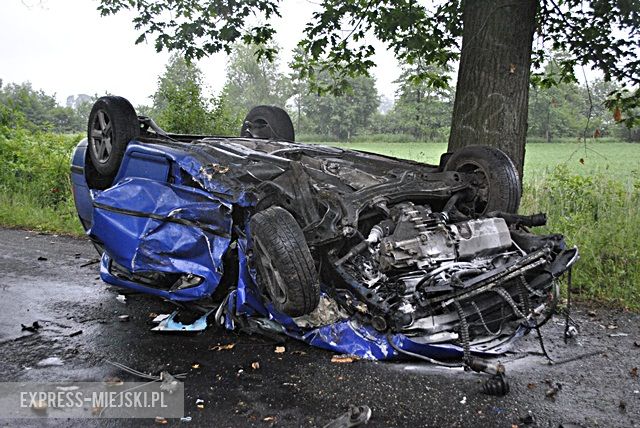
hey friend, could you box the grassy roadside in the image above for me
[0,128,84,236]
[1,132,638,309]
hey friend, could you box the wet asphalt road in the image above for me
[0,227,639,427]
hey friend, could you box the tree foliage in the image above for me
[224,43,292,114]
[152,54,241,134]
[299,72,379,140]
[98,1,638,107]
[0,80,88,133]
[381,64,453,141]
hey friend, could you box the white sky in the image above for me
[0,0,400,107]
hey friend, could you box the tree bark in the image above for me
[448,0,537,179]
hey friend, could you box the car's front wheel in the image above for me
[250,206,320,317]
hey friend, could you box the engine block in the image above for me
[377,203,512,271]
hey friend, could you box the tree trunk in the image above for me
[448,0,537,179]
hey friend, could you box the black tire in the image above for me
[250,206,320,316]
[445,145,521,215]
[87,96,139,185]
[240,106,295,141]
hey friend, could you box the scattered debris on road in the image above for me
[151,310,213,332]
[79,258,100,267]
[210,343,235,351]
[21,321,41,332]
[544,381,562,400]
[323,405,372,428]
[331,355,359,364]
[107,360,187,382]
[36,357,64,367]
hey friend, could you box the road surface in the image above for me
[0,227,638,427]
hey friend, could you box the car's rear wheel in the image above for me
[250,206,320,317]
[240,106,295,141]
[86,96,139,188]
[445,145,521,215]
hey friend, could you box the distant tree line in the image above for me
[1,48,637,141]
[0,80,95,133]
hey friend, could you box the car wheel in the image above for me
[240,106,295,141]
[87,96,139,187]
[445,145,521,215]
[250,206,320,316]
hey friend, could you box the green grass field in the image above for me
[327,141,640,184]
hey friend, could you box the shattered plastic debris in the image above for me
[116,294,127,304]
[331,355,359,364]
[152,314,171,323]
[323,405,372,428]
[210,343,235,351]
[274,346,286,354]
[151,310,214,332]
[36,357,64,367]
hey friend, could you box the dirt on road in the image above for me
[0,227,638,427]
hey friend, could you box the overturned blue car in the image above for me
[71,96,578,385]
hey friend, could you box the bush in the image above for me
[521,165,640,309]
[0,128,83,234]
